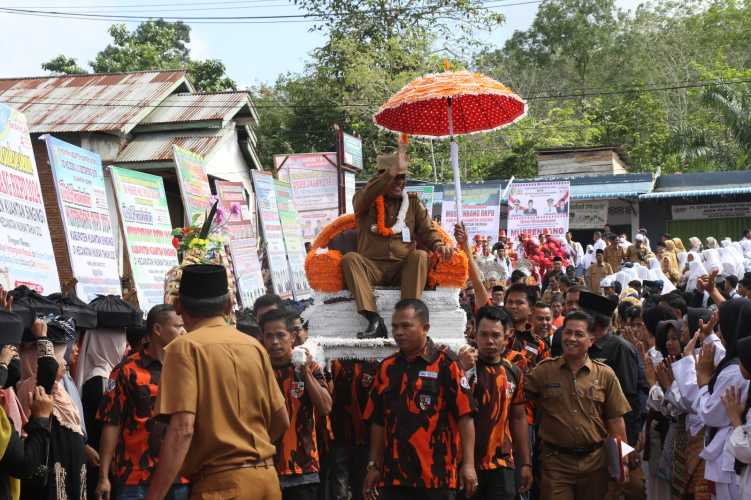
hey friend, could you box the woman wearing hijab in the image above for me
[76,327,127,499]
[692,299,751,499]
[689,237,703,253]
[705,237,719,250]
[18,320,87,500]
[721,336,751,498]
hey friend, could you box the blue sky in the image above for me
[0,0,644,87]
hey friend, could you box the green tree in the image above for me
[671,82,751,170]
[41,55,85,75]
[41,20,235,92]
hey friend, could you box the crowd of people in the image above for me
[1,226,751,500]
[452,224,751,500]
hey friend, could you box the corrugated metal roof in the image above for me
[640,171,751,199]
[0,70,190,134]
[116,132,224,163]
[139,91,253,126]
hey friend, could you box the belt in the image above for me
[544,441,604,457]
[192,458,275,482]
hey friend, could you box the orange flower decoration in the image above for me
[304,214,469,293]
[374,196,393,237]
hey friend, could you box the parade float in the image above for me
[301,63,527,360]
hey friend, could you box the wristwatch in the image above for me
[366,461,381,473]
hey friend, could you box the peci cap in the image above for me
[179,264,229,300]
[578,291,617,317]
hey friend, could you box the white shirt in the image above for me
[593,239,607,252]
[726,410,751,498]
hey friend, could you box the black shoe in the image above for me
[357,315,387,339]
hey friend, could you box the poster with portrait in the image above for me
[507,181,570,239]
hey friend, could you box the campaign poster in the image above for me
[570,201,608,229]
[214,181,266,308]
[441,184,502,240]
[45,136,120,301]
[173,145,212,225]
[274,179,312,300]
[507,181,570,239]
[110,167,178,313]
[406,185,435,217]
[0,104,60,293]
[252,170,293,299]
[275,152,340,240]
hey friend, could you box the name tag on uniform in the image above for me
[402,227,411,243]
[419,370,438,379]
[525,345,539,355]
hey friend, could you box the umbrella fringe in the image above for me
[372,107,529,140]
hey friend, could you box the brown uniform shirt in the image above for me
[603,245,624,272]
[625,244,654,265]
[353,171,441,262]
[155,317,286,478]
[525,356,630,449]
[587,262,613,294]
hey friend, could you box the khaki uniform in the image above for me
[342,170,442,313]
[587,262,613,295]
[525,356,631,500]
[625,245,654,265]
[603,245,624,273]
[156,317,286,500]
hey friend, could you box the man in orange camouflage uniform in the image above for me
[96,304,189,500]
[458,305,532,500]
[362,299,477,500]
[329,359,379,500]
[261,309,333,500]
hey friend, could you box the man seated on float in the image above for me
[342,141,455,339]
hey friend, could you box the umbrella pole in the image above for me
[448,98,463,224]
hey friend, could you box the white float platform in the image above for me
[302,288,467,361]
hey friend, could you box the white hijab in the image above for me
[686,259,708,293]
[648,257,676,294]
[689,237,703,252]
[701,249,723,273]
[75,328,127,390]
[583,245,595,269]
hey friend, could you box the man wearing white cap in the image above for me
[625,234,654,266]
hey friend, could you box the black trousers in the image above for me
[330,444,369,500]
[476,468,517,500]
[381,486,455,500]
[282,483,319,500]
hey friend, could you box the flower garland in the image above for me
[371,190,409,237]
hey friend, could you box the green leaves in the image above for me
[41,19,235,92]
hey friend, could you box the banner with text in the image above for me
[507,181,570,239]
[173,145,212,225]
[252,171,293,299]
[275,153,339,241]
[672,202,751,220]
[570,200,609,229]
[0,104,60,293]
[274,179,312,300]
[45,136,120,300]
[406,185,435,218]
[110,167,178,313]
[215,181,266,307]
[441,184,502,240]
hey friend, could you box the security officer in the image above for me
[525,310,631,500]
[146,264,290,500]
[579,291,649,499]
[341,142,454,339]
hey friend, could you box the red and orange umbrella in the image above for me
[373,68,526,219]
